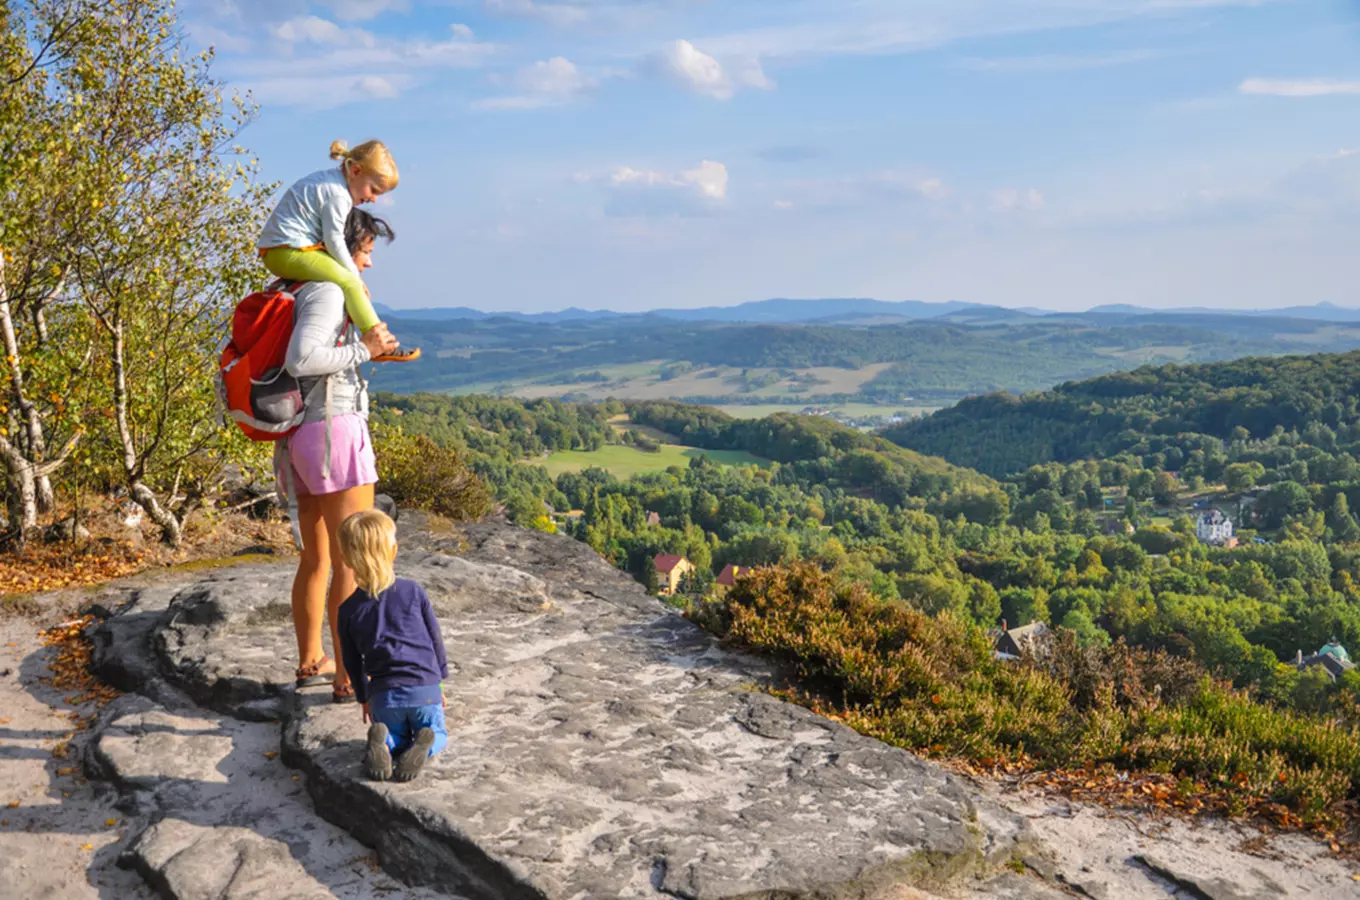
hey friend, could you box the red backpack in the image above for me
[216,280,310,442]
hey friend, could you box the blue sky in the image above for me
[184,0,1360,313]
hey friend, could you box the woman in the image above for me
[277,208,400,702]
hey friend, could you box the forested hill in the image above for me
[624,401,997,496]
[882,351,1360,477]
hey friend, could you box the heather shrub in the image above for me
[372,424,494,522]
[694,561,1360,824]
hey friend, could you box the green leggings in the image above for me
[262,247,379,333]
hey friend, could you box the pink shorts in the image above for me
[275,413,377,498]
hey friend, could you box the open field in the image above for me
[713,403,941,419]
[501,364,895,403]
[1095,345,1196,362]
[537,443,768,478]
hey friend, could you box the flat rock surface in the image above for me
[0,615,152,900]
[988,786,1360,899]
[91,693,445,900]
[71,516,1360,900]
[93,518,1047,899]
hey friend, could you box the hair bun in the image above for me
[328,139,349,161]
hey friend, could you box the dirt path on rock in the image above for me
[0,613,153,899]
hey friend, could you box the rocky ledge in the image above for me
[85,515,1073,900]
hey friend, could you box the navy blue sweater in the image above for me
[337,577,448,705]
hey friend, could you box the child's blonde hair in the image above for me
[338,509,398,596]
[329,139,399,192]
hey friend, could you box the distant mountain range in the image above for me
[374,298,1360,326]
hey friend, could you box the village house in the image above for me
[1195,509,1237,548]
[712,564,750,597]
[652,553,694,596]
[1101,518,1135,537]
[1295,639,1355,682]
[992,620,1052,661]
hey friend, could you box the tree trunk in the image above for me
[0,435,37,548]
[0,250,56,514]
[109,317,182,546]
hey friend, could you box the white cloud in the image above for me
[184,22,255,54]
[993,187,1045,210]
[654,39,773,100]
[603,160,729,215]
[1239,78,1360,98]
[681,160,728,199]
[773,200,794,210]
[917,178,949,201]
[475,56,597,110]
[695,0,1280,63]
[450,23,475,39]
[244,73,415,108]
[319,0,408,23]
[218,22,497,108]
[518,56,592,95]
[483,0,590,26]
[356,75,399,98]
[604,159,730,199]
[271,16,374,48]
[964,50,1159,73]
[658,39,730,98]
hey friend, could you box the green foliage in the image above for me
[693,562,1360,824]
[371,423,493,522]
[2,0,271,542]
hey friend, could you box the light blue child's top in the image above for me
[258,165,360,278]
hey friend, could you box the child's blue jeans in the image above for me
[372,703,448,758]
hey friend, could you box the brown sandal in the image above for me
[295,655,335,688]
[332,682,356,704]
[372,346,421,363]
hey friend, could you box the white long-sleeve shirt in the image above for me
[258,165,359,278]
[284,281,371,423]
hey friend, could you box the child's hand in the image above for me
[361,701,371,724]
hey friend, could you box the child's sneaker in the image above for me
[372,347,421,363]
[365,722,392,781]
[393,727,436,782]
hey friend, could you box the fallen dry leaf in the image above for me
[105,818,117,827]
[5,801,18,809]
[79,843,93,851]
[263,750,278,761]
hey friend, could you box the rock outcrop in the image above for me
[87,516,1071,899]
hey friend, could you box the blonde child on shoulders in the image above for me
[259,139,419,363]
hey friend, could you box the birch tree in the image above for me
[2,0,270,546]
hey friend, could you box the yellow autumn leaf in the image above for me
[80,843,93,851]
[263,750,278,760]
[105,818,117,827]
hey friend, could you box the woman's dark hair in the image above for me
[344,208,395,253]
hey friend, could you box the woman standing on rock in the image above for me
[276,208,399,703]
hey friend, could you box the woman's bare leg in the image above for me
[290,493,332,671]
[318,482,376,687]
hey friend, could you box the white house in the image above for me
[1196,509,1236,547]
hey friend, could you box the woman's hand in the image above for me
[361,323,398,360]
[361,701,372,724]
